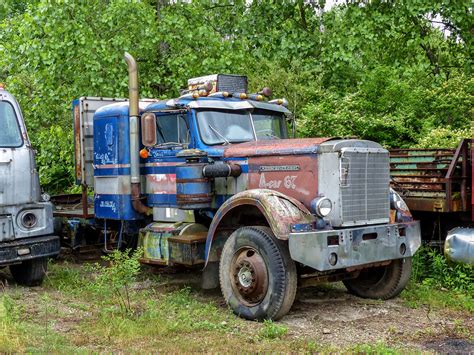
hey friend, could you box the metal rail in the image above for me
[389,139,471,213]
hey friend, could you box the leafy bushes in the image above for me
[402,246,474,312]
[35,125,76,194]
[0,1,471,193]
[415,127,471,149]
[86,249,143,317]
[412,245,473,293]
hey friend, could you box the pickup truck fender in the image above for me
[204,189,316,264]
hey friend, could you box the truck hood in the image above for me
[223,138,334,158]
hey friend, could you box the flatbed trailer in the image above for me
[389,139,473,245]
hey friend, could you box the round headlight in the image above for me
[21,212,37,228]
[311,197,332,217]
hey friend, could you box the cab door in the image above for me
[144,111,191,207]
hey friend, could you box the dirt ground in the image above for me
[134,263,474,353]
[287,286,473,353]
[1,257,473,353]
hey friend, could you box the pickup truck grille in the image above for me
[339,149,390,226]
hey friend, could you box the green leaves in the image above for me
[0,0,470,192]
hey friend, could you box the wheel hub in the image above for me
[237,265,253,288]
[231,248,269,305]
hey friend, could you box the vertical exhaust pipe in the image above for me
[124,52,151,215]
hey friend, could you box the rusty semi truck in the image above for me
[59,53,421,320]
[0,86,60,285]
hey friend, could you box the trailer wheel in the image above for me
[343,258,412,299]
[219,226,297,321]
[9,258,48,286]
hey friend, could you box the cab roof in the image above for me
[145,96,290,114]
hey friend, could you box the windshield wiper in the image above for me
[208,124,230,145]
[154,142,186,149]
[156,123,166,142]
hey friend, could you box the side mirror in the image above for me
[141,112,157,146]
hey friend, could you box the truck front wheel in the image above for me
[9,258,48,286]
[343,257,412,299]
[219,226,297,320]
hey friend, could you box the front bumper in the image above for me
[0,235,60,266]
[288,221,421,271]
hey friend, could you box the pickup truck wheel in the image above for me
[9,258,48,286]
[219,226,297,321]
[343,258,412,299]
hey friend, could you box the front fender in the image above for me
[204,189,315,264]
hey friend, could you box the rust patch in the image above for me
[224,137,333,158]
[146,174,177,194]
[74,104,82,182]
[247,155,318,208]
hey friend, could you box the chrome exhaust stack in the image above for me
[124,52,150,215]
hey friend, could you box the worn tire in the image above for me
[9,258,48,286]
[219,226,297,321]
[343,258,412,300]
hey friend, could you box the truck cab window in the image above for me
[252,109,288,140]
[0,102,22,147]
[156,113,189,145]
[197,108,288,145]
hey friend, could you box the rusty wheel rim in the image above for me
[230,247,269,306]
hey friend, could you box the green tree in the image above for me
[0,0,160,192]
[0,0,471,192]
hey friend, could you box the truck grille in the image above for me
[339,149,390,225]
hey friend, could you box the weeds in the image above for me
[411,245,473,293]
[44,260,86,294]
[88,248,143,317]
[349,341,398,354]
[403,245,474,312]
[0,295,25,352]
[1,246,470,352]
[258,320,288,340]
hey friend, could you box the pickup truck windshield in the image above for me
[197,108,288,145]
[0,102,22,147]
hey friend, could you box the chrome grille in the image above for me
[340,149,390,225]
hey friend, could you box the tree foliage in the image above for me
[0,0,471,193]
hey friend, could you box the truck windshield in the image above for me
[0,102,22,147]
[197,108,288,145]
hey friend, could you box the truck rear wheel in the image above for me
[219,226,297,320]
[343,257,412,299]
[9,258,48,286]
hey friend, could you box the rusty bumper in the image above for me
[0,235,60,266]
[288,221,421,271]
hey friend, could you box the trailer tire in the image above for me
[343,257,412,300]
[219,226,297,321]
[9,258,48,286]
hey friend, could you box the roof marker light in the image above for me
[208,91,230,98]
[269,98,289,107]
[259,87,272,97]
[198,89,209,97]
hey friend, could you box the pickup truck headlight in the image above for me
[311,197,332,217]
